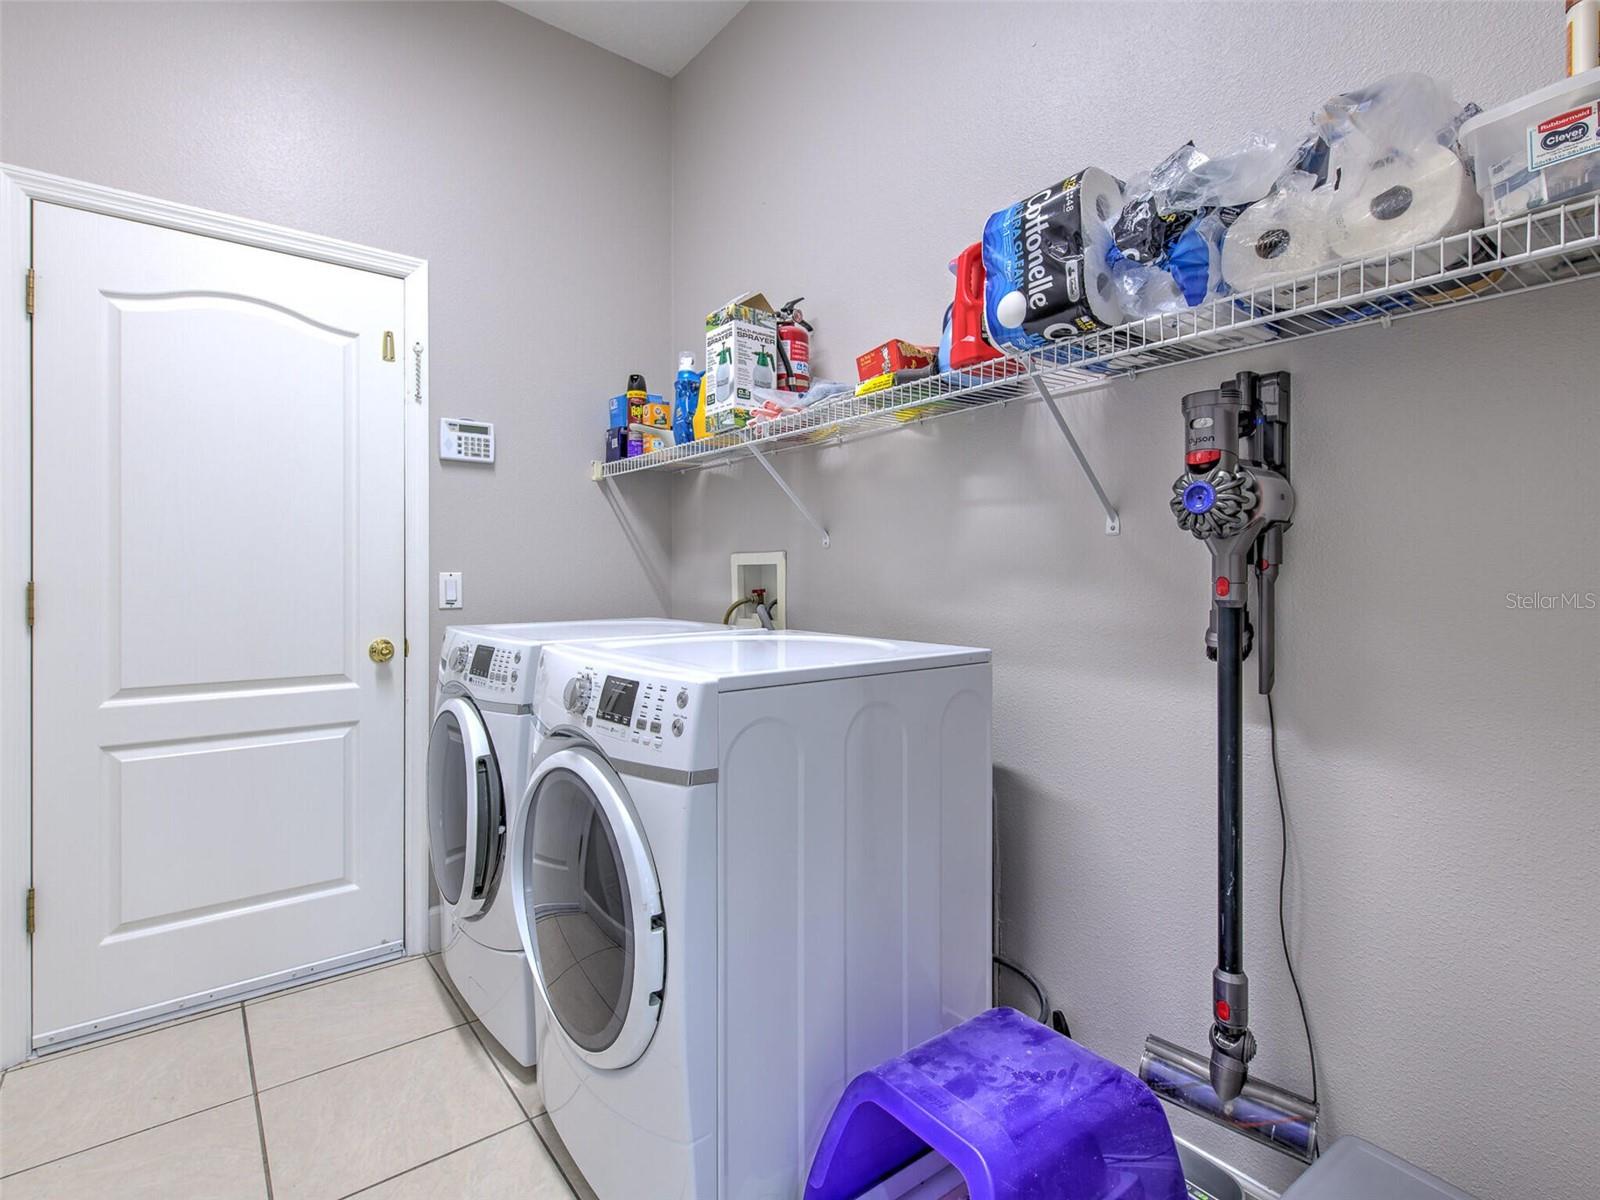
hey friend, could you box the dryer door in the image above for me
[427,695,504,921]
[514,742,665,1071]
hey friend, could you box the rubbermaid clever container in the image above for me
[1460,67,1600,221]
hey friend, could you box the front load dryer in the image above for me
[510,630,994,1198]
[428,619,717,1066]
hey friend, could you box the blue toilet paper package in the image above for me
[981,167,1127,353]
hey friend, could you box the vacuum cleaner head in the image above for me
[1140,1035,1318,1163]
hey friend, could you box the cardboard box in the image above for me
[705,292,780,433]
[856,339,938,382]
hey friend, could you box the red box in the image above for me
[856,339,937,382]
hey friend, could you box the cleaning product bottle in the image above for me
[752,348,775,390]
[673,353,700,447]
[693,372,710,441]
[625,373,648,456]
[713,346,733,401]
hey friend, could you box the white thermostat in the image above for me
[439,418,495,463]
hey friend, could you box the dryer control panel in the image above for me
[437,630,536,704]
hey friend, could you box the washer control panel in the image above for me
[567,671,691,754]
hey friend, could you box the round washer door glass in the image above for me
[427,699,501,913]
[520,748,664,1068]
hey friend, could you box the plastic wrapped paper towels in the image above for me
[1329,144,1482,275]
[1220,73,1484,304]
[1220,176,1337,303]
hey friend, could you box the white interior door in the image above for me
[30,202,407,1048]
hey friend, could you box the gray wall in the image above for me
[669,4,1597,1198]
[2,2,1595,1196]
[0,0,677,660]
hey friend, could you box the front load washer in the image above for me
[510,630,993,1198]
[428,619,717,1066]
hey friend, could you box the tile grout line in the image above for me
[334,1120,530,1199]
[432,948,573,1195]
[2,961,458,1186]
[428,953,548,1120]
[463,1019,543,1121]
[239,1002,276,1200]
[530,1116,589,1200]
[0,1090,253,1180]
[428,953,540,1126]
[423,951,469,1023]
[1,1003,261,1180]
[254,1019,473,1096]
[237,953,417,1016]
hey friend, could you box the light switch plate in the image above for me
[438,571,463,609]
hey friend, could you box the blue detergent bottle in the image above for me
[674,352,700,446]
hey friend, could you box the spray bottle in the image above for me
[625,373,648,457]
[752,348,775,391]
[673,352,701,447]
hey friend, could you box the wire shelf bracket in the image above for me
[1032,374,1119,535]
[747,442,830,547]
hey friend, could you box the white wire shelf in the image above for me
[593,194,1600,483]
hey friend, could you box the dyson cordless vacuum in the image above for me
[1139,370,1320,1162]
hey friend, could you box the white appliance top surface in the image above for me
[556,630,990,691]
[446,618,718,648]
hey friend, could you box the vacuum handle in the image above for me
[1257,526,1283,695]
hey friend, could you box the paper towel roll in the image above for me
[1221,192,1335,307]
[1327,145,1483,276]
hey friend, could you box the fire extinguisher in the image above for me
[775,298,812,394]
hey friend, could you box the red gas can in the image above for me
[950,244,1006,371]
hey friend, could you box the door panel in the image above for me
[109,726,354,929]
[113,295,355,691]
[31,202,406,1046]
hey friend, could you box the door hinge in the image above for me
[25,268,36,317]
[25,580,34,629]
[382,330,395,362]
[25,887,35,936]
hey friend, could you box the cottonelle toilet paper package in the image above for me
[982,168,1127,353]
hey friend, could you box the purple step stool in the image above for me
[805,1007,1189,1200]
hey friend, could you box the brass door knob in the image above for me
[369,637,396,664]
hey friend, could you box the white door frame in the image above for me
[0,165,433,1068]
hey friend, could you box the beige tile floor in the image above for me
[0,955,594,1199]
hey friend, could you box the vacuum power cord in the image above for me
[1268,692,1319,1109]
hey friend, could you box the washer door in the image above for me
[427,695,504,921]
[514,741,665,1071]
